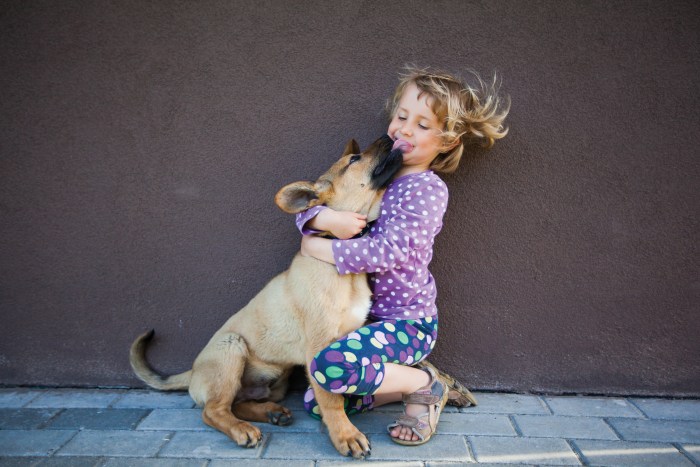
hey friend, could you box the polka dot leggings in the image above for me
[304,316,438,419]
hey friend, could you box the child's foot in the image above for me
[386,367,448,445]
[415,360,478,407]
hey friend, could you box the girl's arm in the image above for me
[300,235,335,264]
[296,207,368,239]
[330,177,449,275]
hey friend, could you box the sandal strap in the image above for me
[402,392,442,405]
[393,414,421,428]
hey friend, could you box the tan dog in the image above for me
[130,135,403,458]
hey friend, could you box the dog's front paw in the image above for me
[229,421,263,448]
[331,426,371,459]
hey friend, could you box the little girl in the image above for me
[297,67,509,445]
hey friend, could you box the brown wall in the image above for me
[1,1,698,396]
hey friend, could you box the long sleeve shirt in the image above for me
[296,170,448,320]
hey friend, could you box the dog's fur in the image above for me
[130,135,403,458]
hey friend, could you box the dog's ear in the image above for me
[342,139,360,157]
[275,181,321,213]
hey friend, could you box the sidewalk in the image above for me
[0,388,699,466]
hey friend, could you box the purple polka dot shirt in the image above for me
[296,170,448,321]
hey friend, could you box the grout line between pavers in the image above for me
[106,390,126,409]
[508,414,524,436]
[259,431,272,460]
[625,397,651,419]
[675,442,700,467]
[152,430,177,459]
[21,391,43,408]
[37,407,66,429]
[463,433,476,463]
[48,429,81,458]
[538,394,555,415]
[567,439,589,466]
[601,417,625,441]
[131,407,154,430]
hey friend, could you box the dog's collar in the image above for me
[320,222,373,240]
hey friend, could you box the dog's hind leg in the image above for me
[233,400,292,426]
[232,368,293,426]
[193,333,263,448]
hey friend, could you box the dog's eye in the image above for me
[349,154,361,165]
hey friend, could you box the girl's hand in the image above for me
[300,235,336,264]
[315,208,367,239]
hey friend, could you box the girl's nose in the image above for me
[400,125,412,137]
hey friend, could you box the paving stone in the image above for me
[427,464,536,467]
[0,389,43,408]
[158,430,267,459]
[344,410,397,434]
[682,444,700,463]
[0,459,42,467]
[212,461,314,467]
[513,415,618,440]
[437,413,517,436]
[112,390,195,409]
[0,430,77,456]
[543,396,642,418]
[55,430,170,457]
[260,432,343,460]
[278,392,309,412]
[251,414,322,434]
[320,461,422,467]
[630,398,700,421]
[0,409,59,429]
[34,457,104,467]
[364,434,472,462]
[607,418,700,443]
[0,458,104,467]
[573,439,694,466]
[265,431,470,462]
[467,393,549,415]
[26,390,122,409]
[469,436,581,465]
[44,408,150,430]
[0,458,43,467]
[103,458,208,466]
[136,409,210,431]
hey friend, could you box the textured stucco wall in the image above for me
[1,1,698,395]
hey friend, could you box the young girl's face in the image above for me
[388,82,445,175]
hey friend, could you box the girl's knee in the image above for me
[309,351,361,393]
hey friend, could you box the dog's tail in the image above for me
[129,329,192,391]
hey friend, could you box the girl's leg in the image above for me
[304,317,438,426]
[302,387,373,420]
[375,363,434,442]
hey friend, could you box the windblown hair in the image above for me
[387,66,510,173]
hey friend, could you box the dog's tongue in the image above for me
[392,139,413,153]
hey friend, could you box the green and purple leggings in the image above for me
[304,316,438,419]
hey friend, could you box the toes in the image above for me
[267,409,293,426]
[232,423,262,448]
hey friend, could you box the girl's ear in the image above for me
[275,181,320,213]
[443,136,461,152]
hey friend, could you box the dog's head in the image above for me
[275,135,403,221]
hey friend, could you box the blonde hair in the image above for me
[387,66,510,173]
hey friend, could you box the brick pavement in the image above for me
[0,388,698,466]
